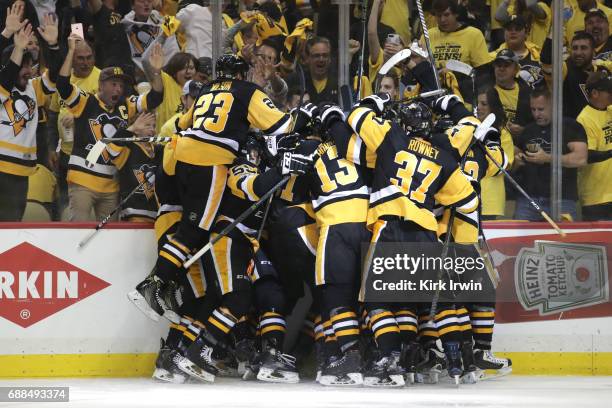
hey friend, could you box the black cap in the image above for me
[504,15,527,30]
[494,49,520,64]
[99,66,132,84]
[585,8,608,22]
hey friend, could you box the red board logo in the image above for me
[0,242,110,328]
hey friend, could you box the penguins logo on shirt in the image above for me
[89,113,128,162]
[129,24,159,56]
[134,163,156,200]
[1,92,36,136]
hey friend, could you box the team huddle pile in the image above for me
[125,53,511,387]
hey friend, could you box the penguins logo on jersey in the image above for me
[89,113,127,162]
[129,24,159,56]
[1,92,36,136]
[134,163,156,199]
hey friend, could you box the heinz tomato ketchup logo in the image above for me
[0,242,110,328]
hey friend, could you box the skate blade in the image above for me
[176,356,216,383]
[363,374,405,387]
[127,290,161,322]
[315,370,322,383]
[319,373,363,386]
[256,367,299,384]
[460,371,479,384]
[416,367,441,384]
[477,366,512,381]
[152,367,186,384]
[242,367,258,381]
[452,375,460,387]
[404,372,415,386]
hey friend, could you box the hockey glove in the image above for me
[432,94,462,114]
[318,104,345,132]
[291,102,319,133]
[358,93,391,115]
[278,152,314,175]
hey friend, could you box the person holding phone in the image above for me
[513,88,588,221]
[367,0,405,85]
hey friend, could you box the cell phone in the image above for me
[71,23,84,39]
[386,34,401,45]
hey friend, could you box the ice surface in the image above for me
[0,376,610,408]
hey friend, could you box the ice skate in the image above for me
[319,348,363,386]
[176,331,220,382]
[416,347,446,384]
[152,339,187,384]
[256,339,300,384]
[444,342,462,387]
[474,349,512,380]
[127,275,181,323]
[363,351,405,387]
[400,341,421,385]
[460,342,480,384]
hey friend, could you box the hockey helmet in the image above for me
[398,101,433,136]
[215,54,249,79]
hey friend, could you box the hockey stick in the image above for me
[184,175,291,268]
[415,0,441,91]
[77,173,155,249]
[379,48,412,76]
[446,59,477,115]
[355,0,368,100]
[476,141,566,237]
[85,137,171,168]
[101,136,172,143]
[428,113,497,318]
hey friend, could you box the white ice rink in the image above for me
[1,376,611,408]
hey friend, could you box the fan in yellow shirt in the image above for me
[565,0,612,45]
[24,164,58,221]
[159,79,204,138]
[577,71,612,220]
[476,88,515,218]
[155,52,198,133]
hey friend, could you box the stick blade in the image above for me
[85,141,106,168]
[380,49,411,75]
[446,59,474,76]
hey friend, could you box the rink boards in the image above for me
[0,221,610,377]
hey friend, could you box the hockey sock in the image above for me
[330,307,360,352]
[394,308,417,344]
[456,306,473,344]
[300,312,316,341]
[167,315,194,349]
[470,307,495,350]
[418,313,439,350]
[156,237,191,282]
[314,315,325,343]
[367,309,400,355]
[205,308,238,342]
[434,308,462,345]
[181,319,205,348]
[259,310,287,347]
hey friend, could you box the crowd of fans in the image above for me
[0,0,610,223]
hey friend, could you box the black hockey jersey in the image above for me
[309,140,369,226]
[107,140,162,222]
[175,79,292,166]
[347,106,479,232]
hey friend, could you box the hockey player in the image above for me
[308,109,371,387]
[132,54,314,321]
[339,93,481,386]
[177,138,314,383]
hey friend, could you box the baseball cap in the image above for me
[494,49,520,64]
[504,15,527,30]
[586,70,612,92]
[99,67,132,84]
[585,8,608,22]
[182,80,204,98]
